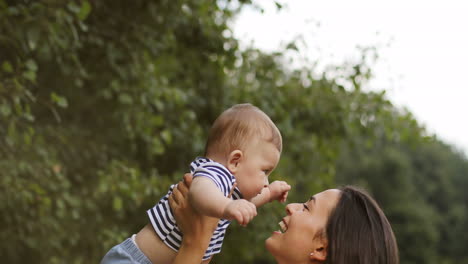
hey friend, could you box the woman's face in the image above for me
[265,189,341,264]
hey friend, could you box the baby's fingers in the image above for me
[233,212,244,227]
[279,182,291,191]
[279,191,289,203]
[242,203,257,226]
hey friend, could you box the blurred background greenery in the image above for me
[1,1,467,263]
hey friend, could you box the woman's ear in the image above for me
[227,150,243,173]
[309,242,327,262]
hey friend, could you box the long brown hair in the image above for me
[325,186,399,264]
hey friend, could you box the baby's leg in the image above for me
[135,224,177,264]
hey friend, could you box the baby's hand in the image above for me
[222,199,257,227]
[268,181,291,203]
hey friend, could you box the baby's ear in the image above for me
[227,150,243,173]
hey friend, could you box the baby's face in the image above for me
[234,139,280,200]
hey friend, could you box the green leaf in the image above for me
[160,129,172,144]
[2,61,13,73]
[119,93,133,104]
[23,113,35,122]
[113,197,122,211]
[274,1,283,10]
[23,70,36,81]
[25,59,38,72]
[0,103,11,116]
[51,92,68,108]
[152,138,165,155]
[78,1,92,21]
[67,2,80,13]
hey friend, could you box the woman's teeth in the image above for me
[279,221,287,233]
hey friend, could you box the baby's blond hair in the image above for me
[204,104,282,157]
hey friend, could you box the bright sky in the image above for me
[233,0,468,155]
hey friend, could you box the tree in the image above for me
[1,1,467,263]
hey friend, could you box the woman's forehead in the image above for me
[306,189,341,208]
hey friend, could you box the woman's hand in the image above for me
[169,173,219,263]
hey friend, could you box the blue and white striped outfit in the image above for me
[147,157,242,260]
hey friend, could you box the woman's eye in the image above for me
[303,203,309,211]
[263,170,270,174]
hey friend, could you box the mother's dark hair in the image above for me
[325,186,399,264]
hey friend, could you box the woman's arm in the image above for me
[169,174,219,264]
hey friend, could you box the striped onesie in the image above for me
[147,157,242,260]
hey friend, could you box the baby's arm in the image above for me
[189,177,257,226]
[250,181,291,207]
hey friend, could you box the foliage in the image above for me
[335,113,468,264]
[1,0,467,263]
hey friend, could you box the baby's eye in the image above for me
[303,203,309,211]
[263,170,271,174]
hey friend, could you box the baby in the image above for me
[101,104,290,264]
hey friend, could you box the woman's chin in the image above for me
[265,234,279,254]
[265,237,273,253]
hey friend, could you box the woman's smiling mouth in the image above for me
[278,219,288,233]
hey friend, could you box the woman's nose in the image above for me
[285,203,301,215]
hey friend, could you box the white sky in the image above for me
[233,0,468,155]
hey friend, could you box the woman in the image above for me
[170,174,399,264]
